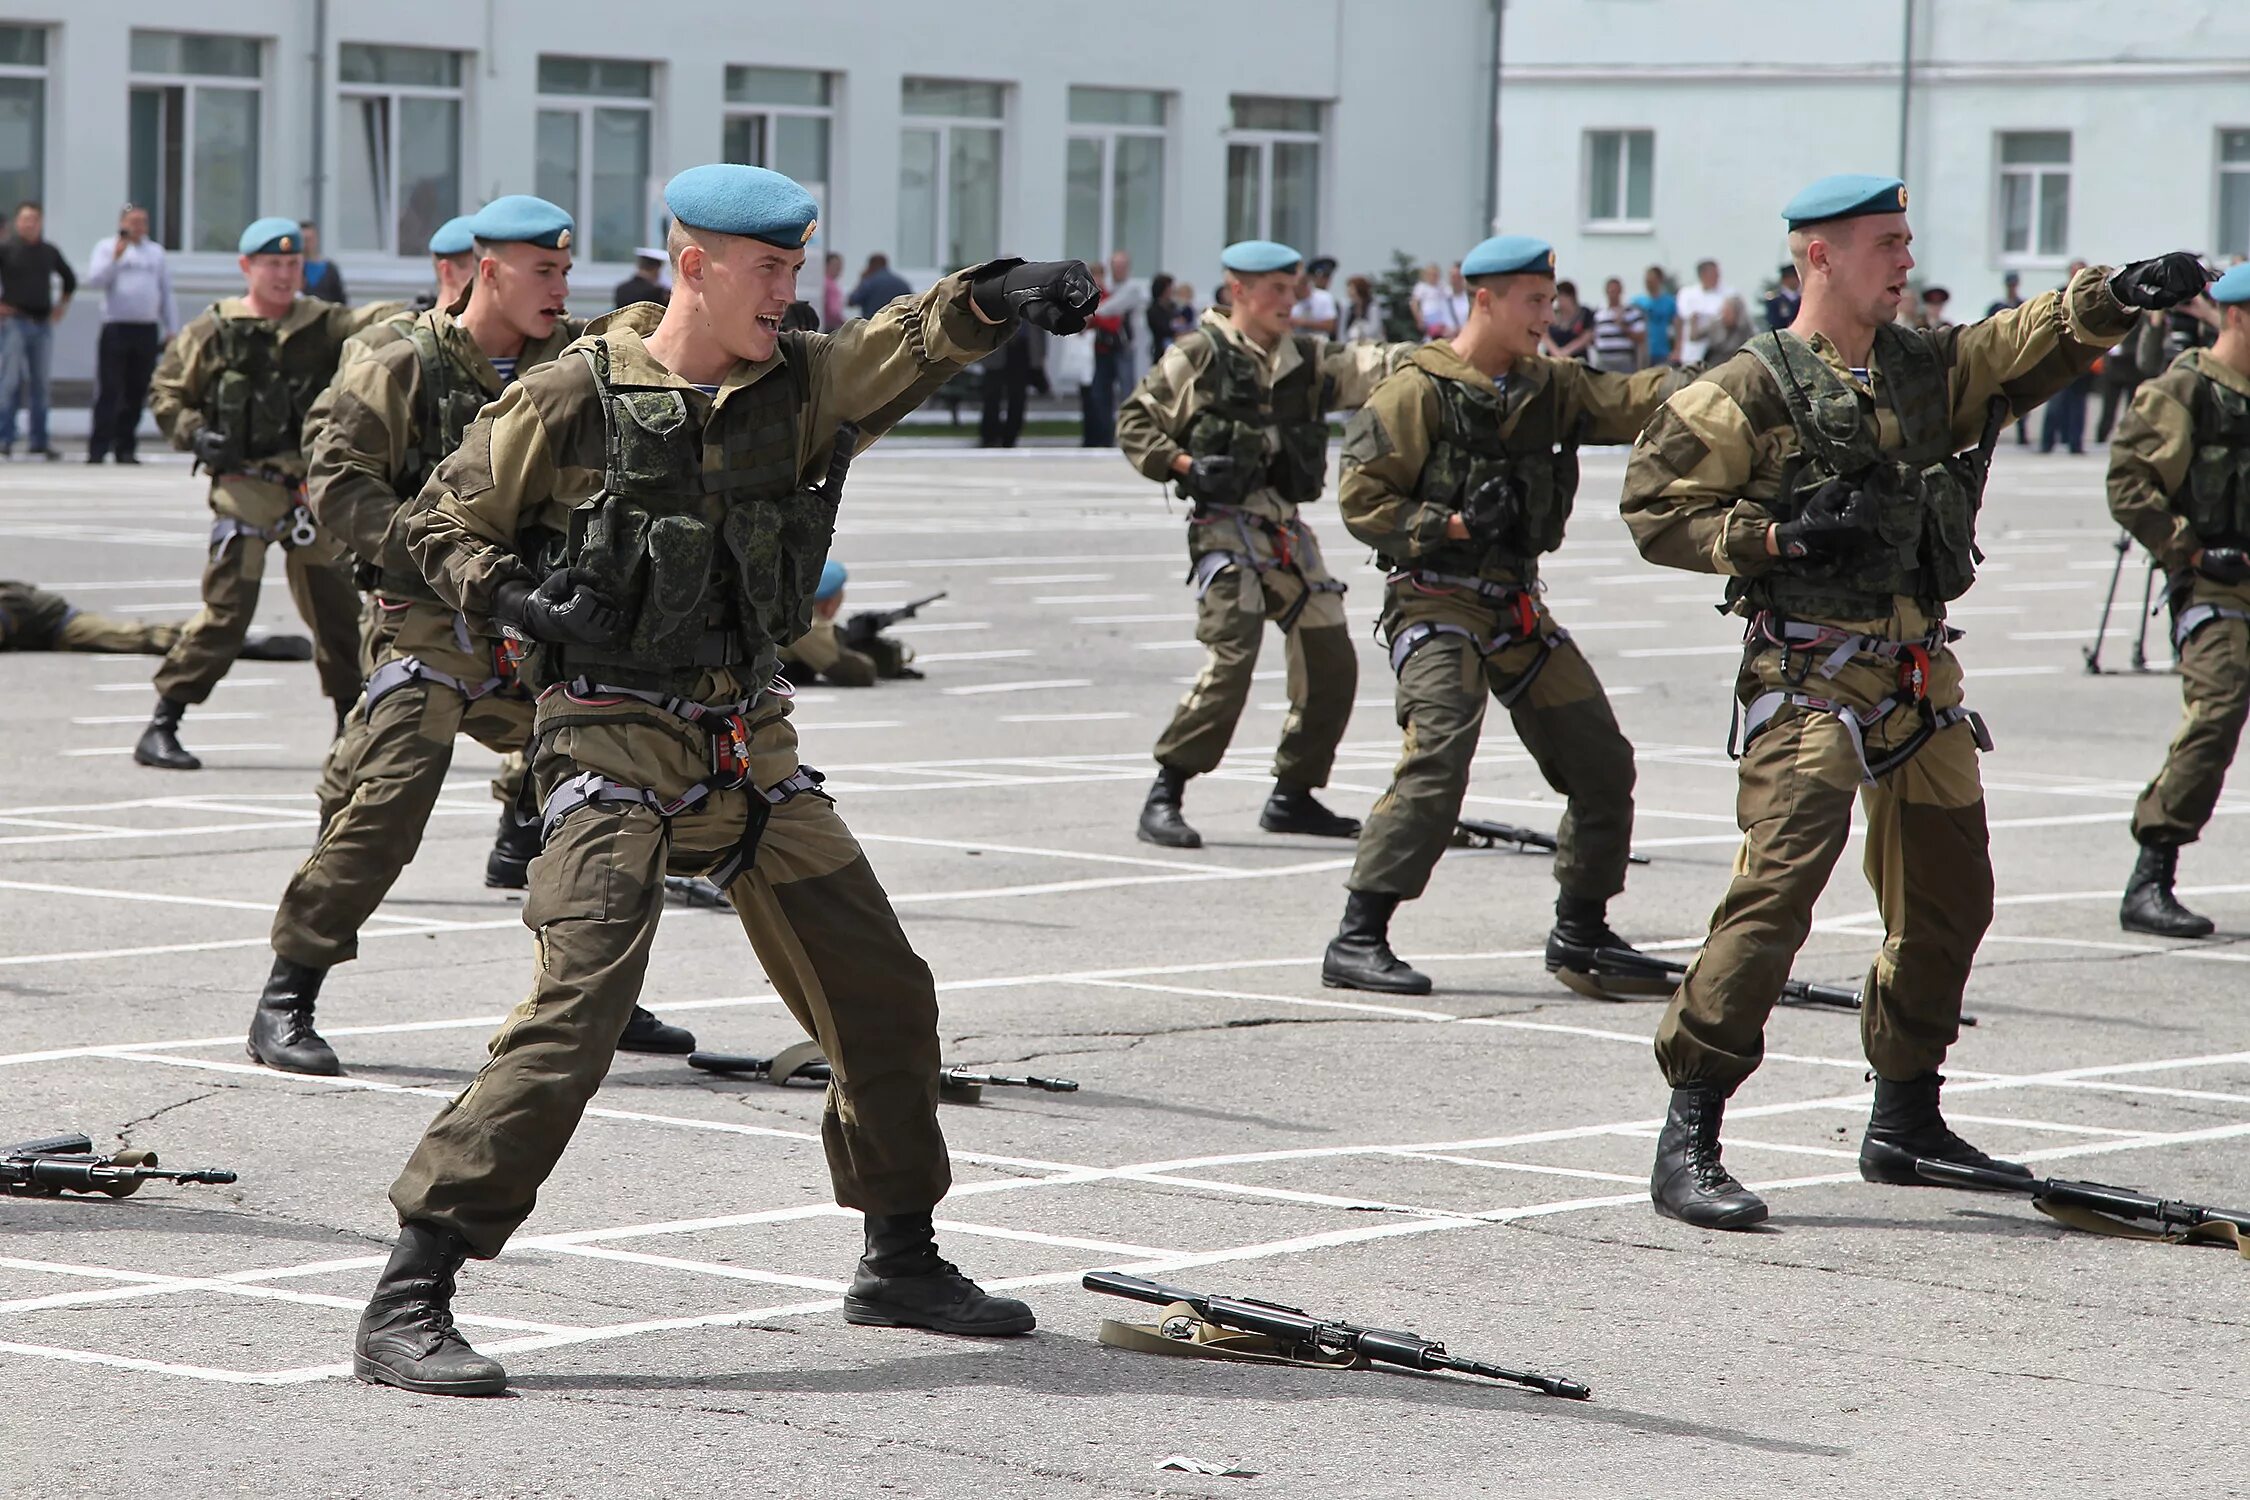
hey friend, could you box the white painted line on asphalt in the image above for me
[856,831,1225,873]
[1967,665,2065,677]
[1617,644,1742,657]
[535,1243,850,1293]
[1133,640,1205,650]
[69,712,268,725]
[1379,1151,1645,1185]
[912,649,1035,662]
[938,678,1094,695]
[927,1220,1183,1258]
[64,743,284,757]
[0,876,415,927]
[1075,612,1194,624]
[991,573,1112,584]
[885,621,990,634]
[793,720,906,731]
[91,678,276,692]
[999,711,1133,723]
[1073,977,1458,1022]
[1031,593,1151,605]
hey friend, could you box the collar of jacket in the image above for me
[1200,306,1303,386]
[572,300,791,403]
[215,295,330,339]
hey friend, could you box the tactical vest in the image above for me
[2178,351,2250,549]
[1397,367,1578,580]
[1182,330,1333,504]
[1736,326,1984,619]
[528,335,816,696]
[202,308,338,464]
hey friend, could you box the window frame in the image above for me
[1064,86,1169,271]
[335,45,466,257]
[535,55,657,267]
[2218,126,2250,261]
[0,24,47,213]
[1581,128,1655,236]
[897,76,1010,281]
[128,32,267,257]
[1994,130,2074,270]
[721,67,837,257]
[1223,96,1325,249]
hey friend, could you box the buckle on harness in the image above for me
[710,712,754,786]
[282,504,320,551]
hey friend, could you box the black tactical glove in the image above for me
[1177,454,1246,507]
[2110,252,2215,311]
[191,426,236,473]
[970,259,1101,334]
[1772,477,1879,560]
[2195,546,2250,585]
[1459,474,1520,548]
[492,568,626,647]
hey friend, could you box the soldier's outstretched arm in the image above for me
[407,378,575,617]
[1565,362,1700,446]
[305,339,418,572]
[1618,368,1782,577]
[1116,336,1210,482]
[2105,373,2198,572]
[148,314,216,450]
[1320,338,1422,413]
[1934,264,2135,448]
[1337,371,1445,555]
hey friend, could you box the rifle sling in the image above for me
[2034,1198,2250,1259]
[1097,1305,1365,1370]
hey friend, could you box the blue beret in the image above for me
[2212,263,2250,306]
[427,216,477,257]
[815,560,847,602]
[1220,240,1303,275]
[1784,174,1909,230]
[665,164,820,249]
[467,195,574,250]
[1461,235,1556,279]
[238,217,304,257]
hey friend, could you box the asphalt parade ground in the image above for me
[2,443,2244,1498]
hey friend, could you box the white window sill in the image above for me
[1582,221,1654,236]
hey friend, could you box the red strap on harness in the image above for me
[1898,644,1931,703]
[1512,591,1538,639]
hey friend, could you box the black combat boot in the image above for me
[236,633,314,662]
[247,955,340,1075]
[1137,766,1201,849]
[353,1222,508,1396]
[1321,890,1433,995]
[483,805,543,890]
[842,1212,1036,1335]
[1545,893,1674,1001]
[133,697,201,770]
[1258,780,1361,838]
[2119,841,2215,939]
[618,1006,696,1054]
[1858,1072,2031,1186]
[1651,1086,1769,1229]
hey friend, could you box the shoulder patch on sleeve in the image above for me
[1339,407,1394,469]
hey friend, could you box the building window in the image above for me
[2221,129,2250,260]
[1224,97,1322,251]
[723,66,833,254]
[0,25,45,215]
[898,78,1004,273]
[1065,87,1165,273]
[337,45,463,257]
[536,56,653,263]
[1997,131,2071,263]
[1584,129,1654,231]
[129,31,264,255]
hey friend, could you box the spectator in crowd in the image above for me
[1632,264,1679,366]
[1105,248,1151,395]
[612,250,669,311]
[2041,259,2093,454]
[978,323,1047,449]
[1989,270,2029,443]
[2096,316,2149,445]
[1540,278,1598,363]
[1763,263,1801,330]
[1145,273,1181,355]
[1919,285,1954,330]
[1410,262,1453,336]
[1703,294,1753,362]
[1341,274,1385,342]
[822,251,847,328]
[83,202,175,465]
[1292,256,1340,336]
[1445,261,1470,334]
[1168,282,1198,340]
[1591,275,1646,372]
[1081,263,1121,446]
[0,200,74,460]
[298,221,345,303]
[1674,257,1734,363]
[849,253,911,318]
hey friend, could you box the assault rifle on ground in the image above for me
[1454,819,1650,865]
[844,591,946,651]
[664,874,731,909]
[1084,1271,1591,1399]
[689,1050,1078,1102]
[1914,1157,2250,1233]
[3,1134,238,1198]
[1577,947,1978,1025]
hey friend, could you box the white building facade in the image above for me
[1497,1,2250,314]
[0,0,1498,389]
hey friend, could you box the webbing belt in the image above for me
[2173,602,2250,650]
[209,504,319,559]
[1382,580,1567,709]
[1731,612,1988,783]
[1187,506,1345,632]
[1734,689,1989,785]
[361,654,517,714]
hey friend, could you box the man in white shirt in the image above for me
[1673,258,1735,364]
[1445,261,1470,335]
[1105,248,1152,397]
[1409,262,1453,335]
[1291,256,1340,336]
[82,204,176,464]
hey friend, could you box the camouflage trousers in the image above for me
[1656,642,1991,1095]
[152,528,361,705]
[0,581,177,654]
[389,708,950,1257]
[2131,599,2248,847]
[1153,565,1355,787]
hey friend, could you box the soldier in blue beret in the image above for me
[354,162,1097,1396]
[1322,234,1692,999]
[2109,255,2245,938]
[1619,171,2215,1231]
[133,218,409,770]
[1117,240,1423,849]
[777,558,923,688]
[422,215,479,312]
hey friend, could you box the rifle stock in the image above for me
[1455,819,1650,865]
[1913,1157,2250,1233]
[3,1139,238,1198]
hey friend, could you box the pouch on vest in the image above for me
[2184,363,2250,546]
